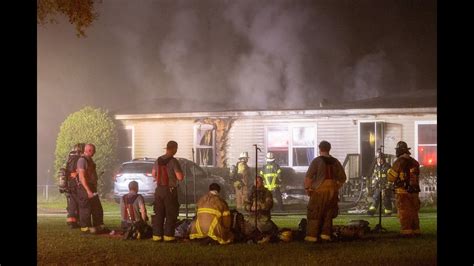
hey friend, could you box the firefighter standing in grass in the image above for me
[304,140,347,242]
[260,152,284,211]
[367,152,393,216]
[189,183,234,244]
[387,141,422,237]
[234,152,250,210]
[151,140,184,242]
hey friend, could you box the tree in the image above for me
[37,0,100,37]
[55,106,118,195]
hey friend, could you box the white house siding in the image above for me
[316,119,358,163]
[120,119,195,160]
[115,108,436,172]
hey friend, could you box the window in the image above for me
[267,127,289,166]
[194,124,215,166]
[118,126,133,163]
[292,127,315,166]
[266,125,316,167]
[416,122,437,166]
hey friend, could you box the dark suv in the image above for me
[113,157,228,205]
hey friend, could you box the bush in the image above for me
[54,106,118,195]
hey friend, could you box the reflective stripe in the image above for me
[190,215,231,244]
[304,236,318,242]
[384,209,392,214]
[195,219,204,236]
[152,235,162,241]
[263,173,278,191]
[320,234,331,240]
[80,227,89,232]
[197,208,227,218]
[164,236,175,241]
[387,169,398,177]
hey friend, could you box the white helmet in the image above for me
[239,152,249,159]
[266,152,275,162]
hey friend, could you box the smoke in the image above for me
[225,1,311,108]
[343,50,395,100]
[37,0,436,183]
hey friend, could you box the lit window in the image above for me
[267,126,315,167]
[417,123,437,166]
[194,125,215,166]
[267,127,289,166]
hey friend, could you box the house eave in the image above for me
[114,107,437,120]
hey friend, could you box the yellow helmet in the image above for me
[278,229,293,242]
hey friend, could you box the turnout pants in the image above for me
[234,186,248,210]
[273,188,284,211]
[77,185,104,228]
[66,190,80,222]
[152,186,179,239]
[306,180,339,241]
[372,188,393,213]
[396,192,420,235]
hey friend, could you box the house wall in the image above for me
[117,111,436,173]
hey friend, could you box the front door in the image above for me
[359,122,384,177]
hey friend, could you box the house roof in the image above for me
[112,89,436,115]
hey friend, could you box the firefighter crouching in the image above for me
[243,176,278,243]
[189,183,234,244]
[387,141,422,237]
[260,152,284,211]
[367,152,394,216]
[304,140,347,242]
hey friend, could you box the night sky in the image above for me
[37,0,436,183]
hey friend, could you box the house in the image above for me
[112,90,437,191]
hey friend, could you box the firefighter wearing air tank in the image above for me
[367,152,393,216]
[387,141,422,237]
[259,152,284,211]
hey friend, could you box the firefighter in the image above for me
[64,143,85,228]
[233,152,250,210]
[387,141,422,237]
[243,176,278,244]
[259,152,284,211]
[151,140,184,242]
[304,140,347,242]
[189,183,234,244]
[367,152,393,216]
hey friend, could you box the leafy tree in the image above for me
[55,106,118,195]
[37,0,100,37]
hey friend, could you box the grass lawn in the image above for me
[38,199,437,265]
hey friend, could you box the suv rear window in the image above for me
[120,163,154,173]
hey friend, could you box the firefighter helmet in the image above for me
[395,141,411,157]
[239,152,249,159]
[266,152,275,162]
[278,229,293,242]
